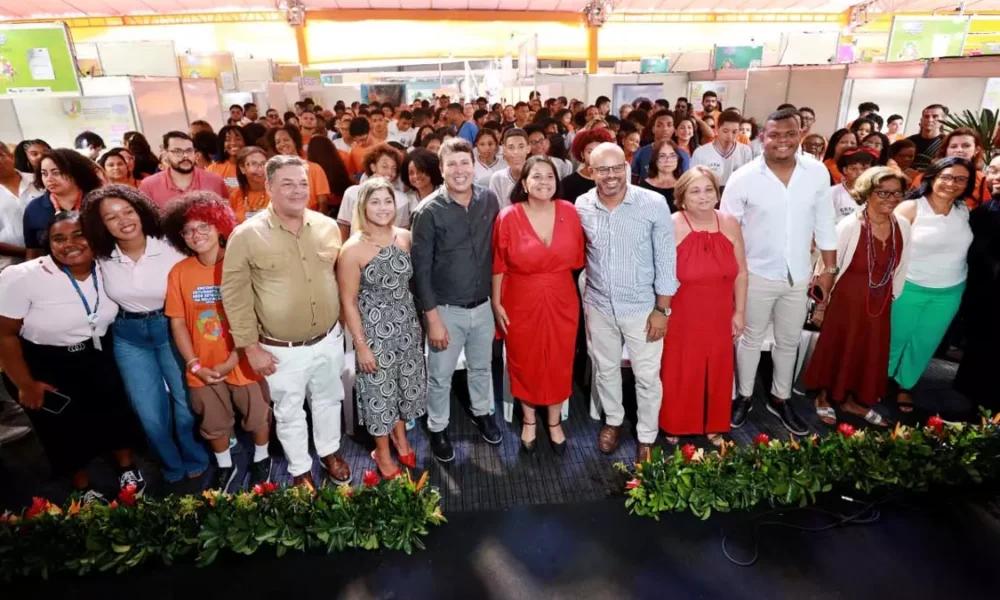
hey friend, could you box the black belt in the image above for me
[119,309,165,320]
[443,298,489,309]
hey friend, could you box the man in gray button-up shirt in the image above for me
[410,138,502,463]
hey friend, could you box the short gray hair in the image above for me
[265,154,307,183]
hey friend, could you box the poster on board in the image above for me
[713,46,763,70]
[0,23,81,98]
[688,81,730,113]
[887,16,969,62]
[612,83,662,114]
[177,53,237,91]
[639,58,670,74]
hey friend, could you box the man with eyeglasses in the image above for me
[577,142,678,464]
[139,131,227,209]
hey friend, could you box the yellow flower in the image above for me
[46,503,63,516]
[789,434,800,450]
[202,490,218,507]
[891,422,902,440]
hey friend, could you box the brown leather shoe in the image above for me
[598,425,621,454]
[321,453,352,485]
[292,471,316,489]
[636,442,653,464]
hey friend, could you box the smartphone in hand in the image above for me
[41,390,71,415]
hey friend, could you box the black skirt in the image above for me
[2,333,141,475]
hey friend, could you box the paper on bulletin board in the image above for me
[0,23,81,98]
[887,16,969,62]
[178,53,237,91]
[713,46,763,70]
[12,95,135,148]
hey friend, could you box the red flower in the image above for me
[625,478,641,490]
[109,500,119,509]
[252,484,264,495]
[25,497,50,519]
[753,433,770,448]
[362,470,380,488]
[117,483,138,506]
[264,482,279,493]
[680,444,697,463]
[837,423,856,438]
[253,481,280,496]
[927,415,945,433]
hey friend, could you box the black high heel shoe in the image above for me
[520,420,537,455]
[547,423,567,456]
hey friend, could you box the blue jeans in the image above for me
[113,313,208,482]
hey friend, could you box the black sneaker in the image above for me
[472,414,502,445]
[767,398,809,436]
[248,456,272,489]
[118,466,146,497]
[731,396,753,429]
[213,465,239,493]
[430,430,455,463]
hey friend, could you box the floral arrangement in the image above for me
[619,412,1000,520]
[0,470,444,580]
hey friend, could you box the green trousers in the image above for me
[888,280,965,389]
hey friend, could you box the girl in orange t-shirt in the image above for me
[207,125,246,194]
[229,147,270,222]
[823,129,858,184]
[162,192,273,491]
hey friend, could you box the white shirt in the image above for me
[333,137,351,153]
[336,184,411,232]
[720,154,837,284]
[550,157,574,180]
[487,168,518,209]
[0,173,43,271]
[828,183,860,224]
[690,142,754,187]
[393,128,416,148]
[905,196,973,289]
[0,256,119,346]
[100,236,186,312]
[474,156,507,182]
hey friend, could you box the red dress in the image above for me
[659,211,738,435]
[493,200,585,406]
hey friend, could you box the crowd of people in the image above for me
[0,89,997,502]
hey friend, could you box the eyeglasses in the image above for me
[181,223,213,238]
[244,161,267,170]
[939,174,969,185]
[168,148,196,158]
[529,139,546,146]
[594,164,627,175]
[657,153,678,161]
[873,190,905,199]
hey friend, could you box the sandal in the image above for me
[860,409,891,428]
[815,405,837,426]
[547,422,567,456]
[369,450,401,479]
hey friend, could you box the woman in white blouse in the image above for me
[80,185,209,487]
[0,211,145,499]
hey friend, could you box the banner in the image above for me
[0,23,81,98]
[639,58,670,74]
[887,16,969,62]
[177,53,237,91]
[300,69,322,88]
[713,46,763,70]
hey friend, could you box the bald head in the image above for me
[589,142,625,166]
[590,142,628,200]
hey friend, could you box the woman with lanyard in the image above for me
[0,211,145,500]
[80,184,209,490]
[22,149,102,258]
[228,147,269,223]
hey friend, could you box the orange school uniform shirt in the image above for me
[164,256,261,388]
[207,161,240,193]
[306,161,331,211]
[228,187,270,223]
[824,158,843,184]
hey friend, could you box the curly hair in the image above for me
[362,143,404,177]
[15,139,50,173]
[851,166,908,205]
[33,148,102,195]
[215,125,246,163]
[570,127,615,163]
[161,191,238,255]
[80,184,164,259]
[399,148,443,192]
[266,124,304,156]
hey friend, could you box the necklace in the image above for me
[864,211,897,318]
[243,189,269,212]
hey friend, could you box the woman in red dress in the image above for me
[492,155,585,456]
[659,166,747,446]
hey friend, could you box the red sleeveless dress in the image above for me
[659,211,739,435]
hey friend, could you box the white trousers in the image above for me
[264,327,345,477]
[585,304,663,444]
[737,274,809,400]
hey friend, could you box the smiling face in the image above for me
[372,155,398,181]
[523,160,558,201]
[181,219,220,256]
[762,117,802,161]
[39,158,77,196]
[833,132,857,159]
[802,136,825,160]
[408,161,431,192]
[239,150,267,188]
[863,137,883,154]
[868,177,904,216]
[987,156,1000,193]
[440,149,474,194]
[104,155,129,182]
[591,145,628,198]
[931,165,970,202]
[268,163,310,217]
[364,187,397,228]
[527,131,548,157]
[273,130,298,156]
[682,175,718,213]
[675,120,694,143]
[503,135,529,170]
[99,197,143,243]
[224,129,245,159]
[623,132,641,154]
[48,218,93,268]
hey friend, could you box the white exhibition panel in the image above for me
[97,41,179,77]
[234,58,273,84]
[587,74,689,107]
[12,96,136,149]
[785,66,848,138]
[303,85,363,107]
[81,76,133,97]
[672,52,712,73]
[266,82,290,114]
[842,78,916,132]
[283,82,301,110]
[686,78,747,117]
[743,68,790,124]
[0,100,23,145]
[221,92,254,113]
[905,78,989,136]
[181,78,225,132]
[131,78,188,152]
[779,32,840,66]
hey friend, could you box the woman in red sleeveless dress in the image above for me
[659,166,748,445]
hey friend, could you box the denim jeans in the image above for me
[113,313,208,482]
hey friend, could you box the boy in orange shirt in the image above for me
[163,191,272,492]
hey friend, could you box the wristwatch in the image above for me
[823,266,840,275]
[653,306,672,317]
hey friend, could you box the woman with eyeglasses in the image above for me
[229,147,270,223]
[804,168,911,427]
[638,139,683,212]
[888,157,974,414]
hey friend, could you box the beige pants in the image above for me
[737,274,809,400]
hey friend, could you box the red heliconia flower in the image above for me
[625,478,641,490]
[753,433,770,448]
[252,484,264,496]
[25,497,50,519]
[362,470,380,488]
[927,415,945,433]
[117,483,138,506]
[837,423,856,438]
[680,444,697,463]
[109,500,119,509]
[264,482,279,493]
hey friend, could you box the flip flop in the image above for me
[815,405,837,425]
[707,434,724,447]
[861,409,891,428]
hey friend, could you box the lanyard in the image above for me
[61,264,103,350]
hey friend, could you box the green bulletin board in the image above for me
[713,46,763,70]
[0,23,81,98]
[887,16,969,62]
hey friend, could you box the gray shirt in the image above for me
[411,184,500,311]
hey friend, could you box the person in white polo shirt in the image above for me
[690,109,754,192]
[720,107,838,436]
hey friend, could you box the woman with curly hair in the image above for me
[336,143,410,240]
[162,191,273,492]
[80,184,208,488]
[561,127,615,203]
[400,148,443,212]
[229,147,270,223]
[265,124,331,213]
[207,125,246,193]
[22,148,102,258]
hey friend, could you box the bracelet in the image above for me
[190,362,202,374]
[185,358,199,367]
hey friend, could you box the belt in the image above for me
[259,325,337,348]
[119,309,165,320]
[443,297,489,310]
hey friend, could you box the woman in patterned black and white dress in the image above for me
[337,177,427,478]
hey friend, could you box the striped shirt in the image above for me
[576,184,679,318]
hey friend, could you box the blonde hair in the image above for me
[851,166,907,205]
[674,165,721,211]
[352,176,397,234]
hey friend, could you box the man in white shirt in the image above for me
[720,107,838,436]
[331,113,354,152]
[691,109,753,190]
[392,110,416,148]
[485,128,528,209]
[0,142,42,273]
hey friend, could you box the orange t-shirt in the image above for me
[207,161,239,193]
[824,158,843,184]
[228,187,270,223]
[306,161,331,211]
[164,257,261,388]
[346,144,368,181]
